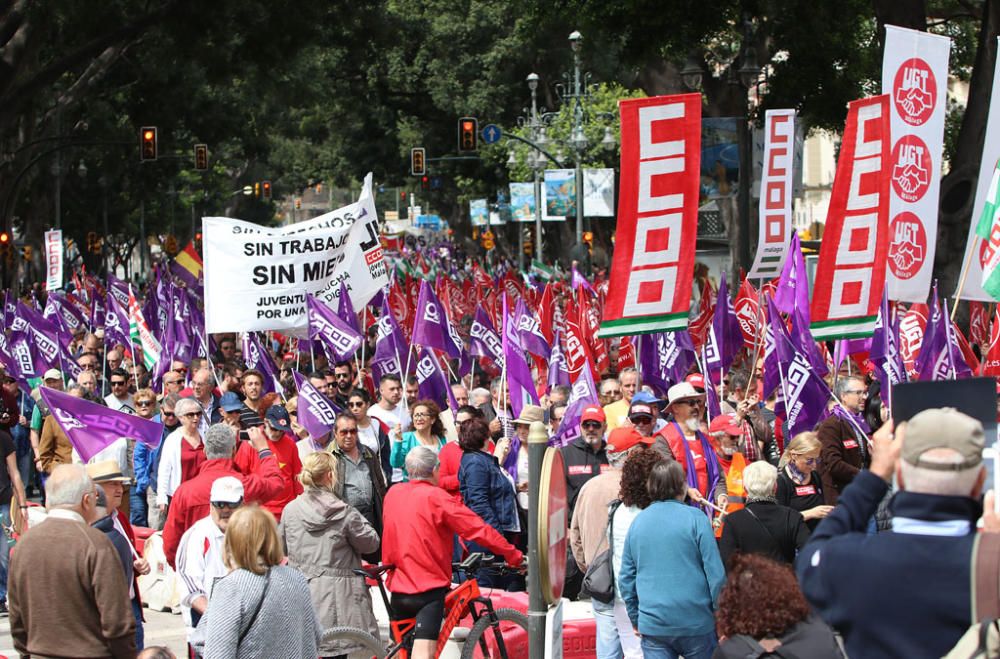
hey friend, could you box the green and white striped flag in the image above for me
[127,286,162,371]
[976,159,1000,300]
[530,260,555,281]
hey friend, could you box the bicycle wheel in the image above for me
[321,625,387,659]
[460,607,529,659]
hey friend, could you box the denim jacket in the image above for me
[458,449,518,533]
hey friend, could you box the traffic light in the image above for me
[86,231,99,254]
[21,246,31,261]
[410,148,426,176]
[140,127,158,161]
[0,232,9,261]
[458,117,478,152]
[254,182,261,198]
[295,198,302,210]
[421,175,429,191]
[583,231,594,245]
[194,144,209,170]
[262,180,272,201]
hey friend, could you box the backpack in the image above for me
[943,533,1000,659]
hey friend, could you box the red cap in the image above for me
[708,414,742,436]
[581,405,606,424]
[686,373,706,391]
[606,427,655,453]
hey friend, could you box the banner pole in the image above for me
[951,245,976,321]
[743,280,765,404]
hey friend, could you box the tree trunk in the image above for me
[937,0,1000,302]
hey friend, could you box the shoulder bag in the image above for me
[582,499,623,604]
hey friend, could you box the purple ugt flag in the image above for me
[779,348,832,437]
[412,279,463,360]
[469,307,504,369]
[547,329,570,392]
[502,295,540,418]
[292,371,340,440]
[762,295,794,401]
[414,348,459,413]
[105,292,131,349]
[242,332,280,395]
[704,276,743,386]
[514,298,551,359]
[40,386,163,462]
[306,294,363,363]
[870,292,906,405]
[774,234,810,318]
[550,360,599,448]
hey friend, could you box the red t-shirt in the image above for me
[686,437,708,497]
[260,433,303,520]
[180,438,206,483]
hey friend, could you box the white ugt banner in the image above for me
[882,25,951,302]
[44,230,63,292]
[203,173,388,335]
[748,110,795,280]
[956,37,1000,302]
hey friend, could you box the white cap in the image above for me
[42,369,62,382]
[209,476,244,504]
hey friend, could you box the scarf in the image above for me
[671,421,722,517]
[785,462,810,485]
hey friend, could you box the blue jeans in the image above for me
[132,597,144,650]
[592,598,623,659]
[129,487,149,527]
[640,632,717,659]
[0,504,10,600]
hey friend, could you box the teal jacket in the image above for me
[389,431,446,481]
[618,499,725,637]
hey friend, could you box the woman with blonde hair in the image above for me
[196,505,321,658]
[279,452,381,659]
[776,432,834,531]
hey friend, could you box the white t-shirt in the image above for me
[356,422,380,455]
[368,403,410,436]
[104,393,136,415]
[176,515,227,632]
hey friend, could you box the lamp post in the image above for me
[528,73,544,264]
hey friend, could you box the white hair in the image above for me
[743,460,778,499]
[45,464,95,508]
[899,448,984,497]
[174,398,203,418]
[204,423,236,459]
[406,446,438,481]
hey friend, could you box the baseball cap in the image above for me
[210,476,245,504]
[686,373,706,391]
[43,368,62,382]
[902,407,984,471]
[219,391,244,413]
[709,414,742,436]
[265,404,291,432]
[606,427,655,453]
[580,405,606,424]
[628,402,654,420]
[631,391,662,406]
[668,382,706,406]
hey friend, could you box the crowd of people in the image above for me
[0,263,994,659]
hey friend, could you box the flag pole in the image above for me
[951,245,976,321]
[743,280,766,404]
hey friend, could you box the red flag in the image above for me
[734,278,765,350]
[810,95,891,339]
[617,337,636,371]
[538,283,556,345]
[689,279,715,351]
[565,316,597,383]
[970,301,990,349]
[472,264,492,300]
[388,280,412,340]
[982,307,1000,376]
[578,288,608,375]
[953,321,981,374]
[899,303,929,379]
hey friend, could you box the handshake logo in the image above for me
[893,59,937,126]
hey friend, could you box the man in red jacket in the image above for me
[382,446,523,659]
[162,423,284,567]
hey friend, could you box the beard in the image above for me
[684,418,701,433]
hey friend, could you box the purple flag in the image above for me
[106,274,131,309]
[242,332,280,394]
[414,348,459,413]
[502,296,540,418]
[513,298,551,359]
[17,302,62,374]
[833,337,872,372]
[3,291,14,330]
[915,285,944,380]
[774,234,810,318]
[550,361,599,448]
[870,292,906,404]
[571,264,595,295]
[292,371,340,440]
[40,386,163,462]
[306,294,363,363]
[791,307,828,377]
[698,347,722,422]
[8,331,39,380]
[372,298,407,384]
[412,279,464,360]
[547,329,571,392]
[469,308,504,369]
[762,296,793,400]
[704,277,743,385]
[336,281,361,334]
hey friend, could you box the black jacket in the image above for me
[719,500,810,568]
[560,436,609,516]
[712,615,844,659]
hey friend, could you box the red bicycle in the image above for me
[322,552,528,659]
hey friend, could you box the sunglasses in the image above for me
[136,401,154,407]
[631,416,653,424]
[335,373,351,379]
[211,500,242,510]
[582,421,603,430]
[181,412,201,419]
[338,428,359,435]
[162,411,176,418]
[111,381,126,387]
[174,367,188,374]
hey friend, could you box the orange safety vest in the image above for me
[714,452,747,538]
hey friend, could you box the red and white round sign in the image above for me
[888,212,927,280]
[892,58,937,126]
[890,135,932,203]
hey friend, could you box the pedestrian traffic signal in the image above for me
[140,127,158,161]
[458,117,478,152]
[194,144,209,170]
[262,180,272,201]
[21,246,31,261]
[411,148,426,176]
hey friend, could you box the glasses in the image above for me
[164,379,182,386]
[79,363,96,370]
[174,367,188,374]
[845,389,867,396]
[581,421,603,430]
[162,411,176,418]
[335,373,351,379]
[111,381,126,387]
[796,456,820,466]
[413,412,433,419]
[338,428,359,435]
[677,400,702,408]
[211,500,242,510]
[136,401,154,407]
[181,412,201,419]
[347,401,365,408]
[631,416,653,424]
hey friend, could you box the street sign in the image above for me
[482,123,502,144]
[538,447,567,604]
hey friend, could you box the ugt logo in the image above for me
[893,58,936,126]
